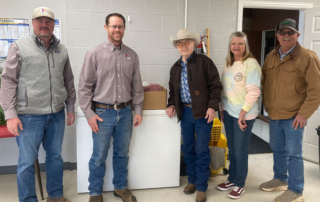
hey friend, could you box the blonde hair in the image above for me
[226,31,255,67]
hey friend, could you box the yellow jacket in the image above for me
[262,42,320,120]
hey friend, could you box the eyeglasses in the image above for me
[34,19,54,25]
[278,31,297,36]
[108,25,125,30]
[176,40,193,48]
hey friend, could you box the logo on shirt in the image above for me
[54,50,60,53]
[234,72,244,82]
[125,54,132,61]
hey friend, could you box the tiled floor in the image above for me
[1,154,319,202]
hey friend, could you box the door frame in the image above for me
[237,0,313,31]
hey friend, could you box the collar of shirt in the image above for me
[278,43,296,61]
[106,40,123,52]
[180,54,193,66]
[36,37,54,51]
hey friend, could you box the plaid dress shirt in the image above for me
[180,56,192,103]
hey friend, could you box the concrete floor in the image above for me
[0,154,319,202]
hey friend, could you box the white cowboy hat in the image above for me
[170,29,200,48]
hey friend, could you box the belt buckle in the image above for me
[114,104,120,111]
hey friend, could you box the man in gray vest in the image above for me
[0,7,75,202]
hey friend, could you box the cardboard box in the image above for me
[143,86,167,110]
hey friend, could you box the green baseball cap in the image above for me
[279,18,299,32]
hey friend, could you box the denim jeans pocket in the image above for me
[95,108,106,116]
[126,104,132,110]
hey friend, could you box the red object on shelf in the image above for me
[0,125,14,138]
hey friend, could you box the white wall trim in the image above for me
[237,0,314,31]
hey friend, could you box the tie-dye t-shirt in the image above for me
[220,58,262,120]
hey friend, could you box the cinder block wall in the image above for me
[1,0,320,167]
[65,0,237,98]
[64,0,239,162]
[64,0,320,163]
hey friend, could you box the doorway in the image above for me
[242,8,299,67]
[238,1,320,163]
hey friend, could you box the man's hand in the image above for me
[292,114,307,130]
[166,105,176,118]
[88,115,103,134]
[7,117,23,136]
[134,115,142,127]
[66,112,75,126]
[238,109,247,131]
[205,108,216,123]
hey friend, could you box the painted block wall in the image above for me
[1,0,320,167]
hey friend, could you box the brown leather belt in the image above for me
[94,100,132,111]
[182,103,192,108]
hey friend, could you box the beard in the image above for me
[39,28,50,38]
[108,31,123,43]
[39,33,50,38]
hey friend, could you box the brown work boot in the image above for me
[260,179,288,192]
[89,195,103,202]
[275,190,305,202]
[184,183,196,194]
[47,196,71,202]
[114,188,137,202]
[196,191,206,202]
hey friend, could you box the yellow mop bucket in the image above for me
[210,133,228,175]
[209,118,228,175]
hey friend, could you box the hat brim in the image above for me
[33,15,55,21]
[279,26,299,33]
[170,33,201,49]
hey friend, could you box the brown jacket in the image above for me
[262,42,320,120]
[168,52,222,121]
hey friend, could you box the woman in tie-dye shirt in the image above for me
[216,31,261,199]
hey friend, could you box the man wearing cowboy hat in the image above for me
[0,7,75,202]
[260,18,320,202]
[166,29,222,202]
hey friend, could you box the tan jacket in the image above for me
[262,42,320,120]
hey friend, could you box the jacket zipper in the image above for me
[46,50,53,113]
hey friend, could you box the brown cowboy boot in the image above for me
[196,191,206,202]
[89,195,103,202]
[183,183,196,194]
[114,188,137,202]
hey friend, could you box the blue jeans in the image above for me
[88,104,133,196]
[223,110,255,188]
[269,117,304,194]
[16,109,65,202]
[180,106,212,192]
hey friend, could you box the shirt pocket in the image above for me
[121,59,134,80]
[282,65,299,84]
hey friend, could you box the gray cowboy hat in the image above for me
[170,29,200,48]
